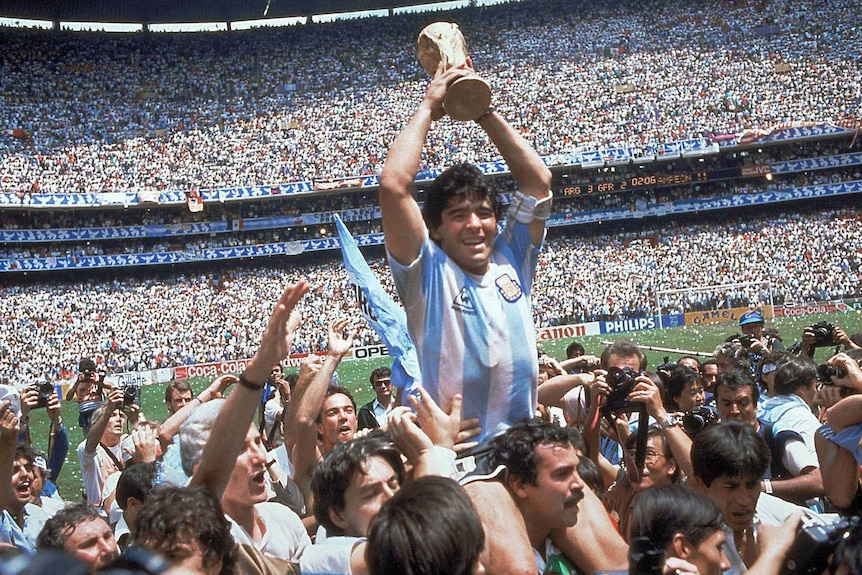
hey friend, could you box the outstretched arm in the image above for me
[190,281,308,497]
[290,318,356,509]
[475,108,552,246]
[379,64,474,266]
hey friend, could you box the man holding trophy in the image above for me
[378,22,626,575]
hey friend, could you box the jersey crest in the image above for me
[495,273,523,302]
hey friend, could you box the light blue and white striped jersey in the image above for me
[389,220,539,444]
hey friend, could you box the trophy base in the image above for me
[443,76,492,122]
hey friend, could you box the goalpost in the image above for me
[655,280,775,329]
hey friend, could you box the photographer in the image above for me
[759,356,825,505]
[582,342,694,539]
[814,350,862,511]
[18,382,67,496]
[76,388,131,509]
[800,321,860,360]
[65,358,108,438]
[737,311,784,357]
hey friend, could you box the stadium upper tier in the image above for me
[1,0,860,196]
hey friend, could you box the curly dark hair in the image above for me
[312,433,404,536]
[490,418,584,485]
[422,163,502,232]
[132,485,235,575]
[37,503,109,550]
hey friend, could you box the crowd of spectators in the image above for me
[0,202,858,385]
[1,0,861,195]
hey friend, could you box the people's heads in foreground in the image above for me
[366,476,485,575]
[36,503,119,573]
[691,422,770,534]
[492,418,586,534]
[714,369,759,427]
[630,484,729,575]
[132,485,235,575]
[312,433,404,537]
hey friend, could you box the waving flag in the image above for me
[334,214,420,394]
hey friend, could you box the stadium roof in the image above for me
[0,0,454,25]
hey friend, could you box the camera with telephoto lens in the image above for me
[604,366,643,412]
[808,321,836,348]
[681,406,717,436]
[30,381,56,409]
[778,515,859,575]
[738,334,757,349]
[628,536,665,575]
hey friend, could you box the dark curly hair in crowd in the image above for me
[422,163,502,232]
[132,485,235,575]
[491,418,584,485]
[366,476,484,575]
[37,503,108,550]
[312,433,405,536]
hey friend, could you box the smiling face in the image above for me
[330,455,400,537]
[631,435,677,492]
[430,196,497,276]
[698,473,761,534]
[222,425,268,511]
[512,443,585,533]
[318,393,357,452]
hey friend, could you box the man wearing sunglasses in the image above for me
[358,366,393,431]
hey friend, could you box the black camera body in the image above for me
[739,334,757,349]
[31,382,56,409]
[779,515,859,575]
[605,367,643,412]
[808,321,836,348]
[122,385,139,407]
[681,406,717,436]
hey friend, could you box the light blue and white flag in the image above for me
[334,214,420,394]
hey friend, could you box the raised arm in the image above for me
[1,401,19,514]
[475,107,552,246]
[84,387,124,453]
[190,280,308,497]
[158,374,237,450]
[289,318,356,508]
[378,64,474,266]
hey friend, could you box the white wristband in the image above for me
[762,479,773,494]
[507,190,553,223]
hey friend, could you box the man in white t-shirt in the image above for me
[77,388,129,508]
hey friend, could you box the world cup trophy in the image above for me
[416,22,491,122]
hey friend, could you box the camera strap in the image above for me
[99,442,125,472]
[603,403,649,485]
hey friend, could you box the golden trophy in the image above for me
[416,22,491,122]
